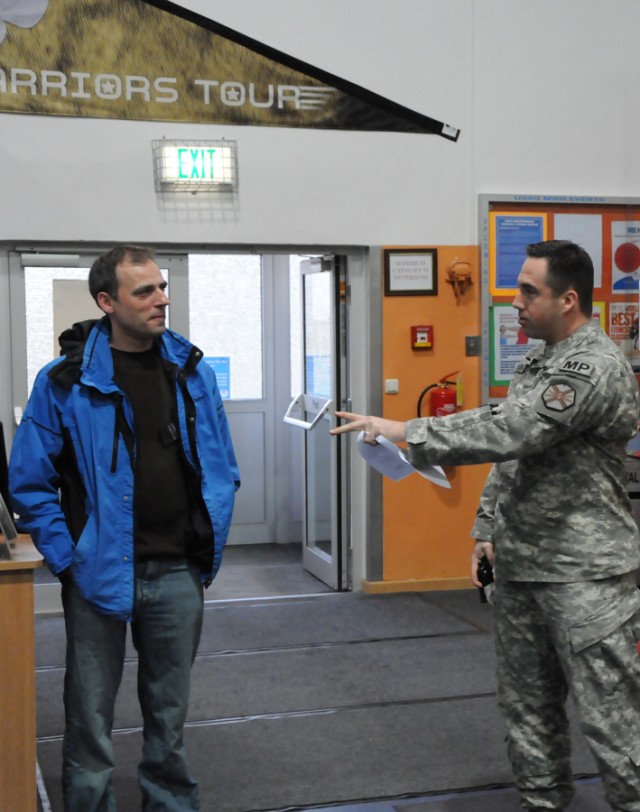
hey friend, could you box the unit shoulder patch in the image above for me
[534,371,593,425]
[558,359,595,380]
[541,382,576,412]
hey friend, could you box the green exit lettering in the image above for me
[177,148,217,179]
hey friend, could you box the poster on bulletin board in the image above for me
[489,212,547,295]
[611,221,640,292]
[489,304,542,386]
[490,302,610,387]
[592,302,606,331]
[609,302,640,371]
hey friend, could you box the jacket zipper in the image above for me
[111,396,135,474]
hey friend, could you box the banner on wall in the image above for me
[0,0,460,139]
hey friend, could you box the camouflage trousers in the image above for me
[494,574,640,811]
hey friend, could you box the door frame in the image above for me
[296,255,346,589]
[0,242,383,602]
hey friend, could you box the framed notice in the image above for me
[384,249,438,296]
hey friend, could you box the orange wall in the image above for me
[380,245,490,589]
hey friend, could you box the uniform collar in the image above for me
[541,320,597,360]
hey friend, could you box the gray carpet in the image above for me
[35,590,602,812]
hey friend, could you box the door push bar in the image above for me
[283,393,332,430]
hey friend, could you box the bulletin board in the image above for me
[479,194,640,401]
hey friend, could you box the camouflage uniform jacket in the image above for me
[405,321,640,581]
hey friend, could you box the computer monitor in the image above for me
[0,490,17,561]
[0,421,8,512]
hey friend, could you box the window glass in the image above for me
[188,254,263,400]
[25,267,95,393]
[303,271,333,399]
[24,265,170,396]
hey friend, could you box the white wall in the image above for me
[1,0,473,245]
[4,0,638,248]
[472,1,640,199]
[2,1,637,247]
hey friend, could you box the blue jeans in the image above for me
[61,559,204,811]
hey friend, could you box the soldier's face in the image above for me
[512,257,567,344]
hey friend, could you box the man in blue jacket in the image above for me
[10,245,240,812]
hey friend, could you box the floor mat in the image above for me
[37,695,598,812]
[34,590,601,812]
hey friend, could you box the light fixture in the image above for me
[152,139,238,193]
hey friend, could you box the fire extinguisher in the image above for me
[416,372,462,418]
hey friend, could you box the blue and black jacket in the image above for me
[9,317,240,619]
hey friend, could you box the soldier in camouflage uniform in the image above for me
[331,240,640,811]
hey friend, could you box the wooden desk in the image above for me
[0,536,43,812]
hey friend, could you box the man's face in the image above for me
[98,258,169,351]
[512,256,568,345]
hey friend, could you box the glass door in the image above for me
[285,256,348,589]
[186,253,277,546]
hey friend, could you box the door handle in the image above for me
[283,393,332,430]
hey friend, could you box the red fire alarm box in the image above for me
[411,325,433,349]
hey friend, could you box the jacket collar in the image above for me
[50,317,202,391]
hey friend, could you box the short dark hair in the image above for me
[526,239,593,317]
[88,245,156,303]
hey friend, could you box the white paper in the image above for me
[356,432,414,480]
[400,450,451,488]
[554,213,603,289]
[356,432,450,488]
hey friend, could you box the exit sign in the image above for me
[152,139,237,192]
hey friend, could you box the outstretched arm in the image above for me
[330,411,409,445]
